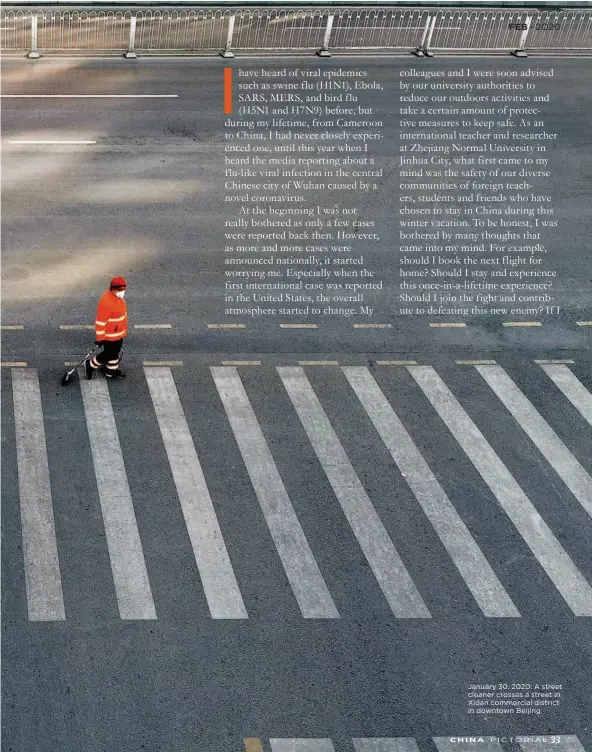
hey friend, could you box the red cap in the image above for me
[110,276,127,289]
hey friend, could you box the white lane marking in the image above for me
[270,741,336,752]
[519,736,586,752]
[8,140,96,145]
[211,367,338,618]
[540,364,592,428]
[354,739,421,752]
[434,739,504,752]
[502,321,541,327]
[277,366,431,619]
[144,367,247,619]
[343,367,519,617]
[476,364,592,520]
[2,95,179,98]
[80,378,156,620]
[1,325,24,330]
[12,369,65,621]
[134,324,172,329]
[408,366,592,616]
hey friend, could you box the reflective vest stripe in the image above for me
[108,315,126,323]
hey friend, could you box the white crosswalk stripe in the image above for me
[519,736,586,752]
[277,366,431,619]
[476,364,592,520]
[4,362,592,622]
[211,367,339,619]
[342,366,520,618]
[353,738,420,752]
[540,363,592,427]
[407,365,592,617]
[270,741,335,752]
[433,739,503,752]
[11,369,65,621]
[80,379,156,620]
[145,367,247,619]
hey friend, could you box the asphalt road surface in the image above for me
[2,57,592,752]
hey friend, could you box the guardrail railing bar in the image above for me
[412,12,431,55]
[27,12,40,57]
[512,13,531,56]
[124,14,137,57]
[317,10,334,56]
[220,11,235,56]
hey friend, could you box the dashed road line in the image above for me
[60,325,93,330]
[2,95,180,98]
[353,323,392,328]
[1,361,28,367]
[429,322,466,328]
[207,323,246,329]
[8,140,97,145]
[576,321,592,326]
[134,324,172,329]
[280,323,318,329]
[503,321,542,327]
[0,325,24,330]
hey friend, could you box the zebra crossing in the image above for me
[246,735,587,752]
[2,361,592,623]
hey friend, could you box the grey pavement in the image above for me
[1,57,592,356]
[1,57,592,752]
[2,356,592,751]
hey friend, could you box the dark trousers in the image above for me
[90,340,123,371]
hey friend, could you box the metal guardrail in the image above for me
[1,8,591,57]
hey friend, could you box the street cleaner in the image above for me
[86,276,128,380]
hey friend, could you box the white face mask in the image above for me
[114,290,126,298]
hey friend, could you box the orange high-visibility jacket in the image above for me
[94,289,128,342]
